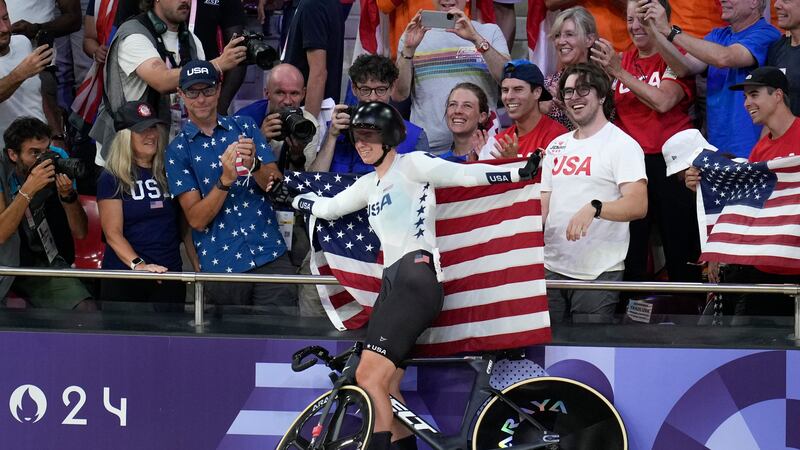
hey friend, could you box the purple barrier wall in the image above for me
[0,331,797,449]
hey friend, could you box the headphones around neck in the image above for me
[147,10,168,35]
[147,10,189,36]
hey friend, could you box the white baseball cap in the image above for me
[662,129,717,176]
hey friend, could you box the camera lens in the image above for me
[253,45,279,71]
[446,13,454,20]
[278,108,317,142]
[56,158,87,179]
[289,119,316,141]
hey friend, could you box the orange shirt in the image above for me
[582,0,631,52]
[669,0,725,38]
[769,0,781,30]
[376,0,435,59]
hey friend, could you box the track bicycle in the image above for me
[276,342,627,450]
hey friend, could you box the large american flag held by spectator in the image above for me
[284,161,551,356]
[694,150,800,269]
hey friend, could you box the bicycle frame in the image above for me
[290,344,557,450]
[306,348,364,450]
[391,354,556,450]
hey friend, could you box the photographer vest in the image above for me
[0,159,20,299]
[89,13,199,162]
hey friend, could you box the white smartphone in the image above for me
[420,10,457,29]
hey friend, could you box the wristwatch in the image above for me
[475,39,490,54]
[59,190,78,204]
[130,257,145,270]
[251,157,262,173]
[591,199,603,218]
[667,25,682,42]
[216,178,232,191]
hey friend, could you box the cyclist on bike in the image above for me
[292,101,539,450]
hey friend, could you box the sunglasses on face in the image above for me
[183,86,218,99]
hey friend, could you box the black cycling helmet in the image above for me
[350,101,407,148]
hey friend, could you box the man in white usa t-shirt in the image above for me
[541,63,647,324]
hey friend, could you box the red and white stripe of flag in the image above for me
[698,155,800,269]
[310,159,551,357]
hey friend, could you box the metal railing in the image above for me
[1,266,799,341]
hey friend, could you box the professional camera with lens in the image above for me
[276,107,317,142]
[33,150,86,180]
[238,31,279,70]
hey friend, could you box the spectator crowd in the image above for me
[0,0,798,323]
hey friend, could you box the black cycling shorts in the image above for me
[364,250,444,366]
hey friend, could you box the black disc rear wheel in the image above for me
[472,377,627,450]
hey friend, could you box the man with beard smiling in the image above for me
[541,63,647,324]
[479,59,566,160]
[90,0,246,166]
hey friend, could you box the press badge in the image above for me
[276,210,295,251]
[37,218,59,264]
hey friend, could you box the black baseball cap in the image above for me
[113,101,166,132]
[729,66,789,92]
[179,60,219,91]
[502,59,553,101]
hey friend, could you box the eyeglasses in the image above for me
[183,86,218,99]
[561,85,592,100]
[355,85,390,97]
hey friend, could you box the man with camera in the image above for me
[236,63,321,172]
[0,0,55,150]
[0,117,94,310]
[90,0,247,166]
[311,54,429,174]
[167,60,298,314]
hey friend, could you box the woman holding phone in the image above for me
[394,0,510,153]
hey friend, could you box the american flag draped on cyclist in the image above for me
[285,159,551,357]
[694,150,800,268]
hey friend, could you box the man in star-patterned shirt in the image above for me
[166,60,298,314]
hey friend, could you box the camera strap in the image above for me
[135,13,193,69]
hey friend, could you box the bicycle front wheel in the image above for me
[276,385,375,450]
[472,377,627,450]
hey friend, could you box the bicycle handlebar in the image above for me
[291,346,331,372]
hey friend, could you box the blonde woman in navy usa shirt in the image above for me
[97,101,186,311]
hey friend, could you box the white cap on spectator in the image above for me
[662,129,717,176]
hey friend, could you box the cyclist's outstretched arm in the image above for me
[292,174,371,220]
[407,152,537,188]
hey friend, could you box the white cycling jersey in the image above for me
[293,152,522,275]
